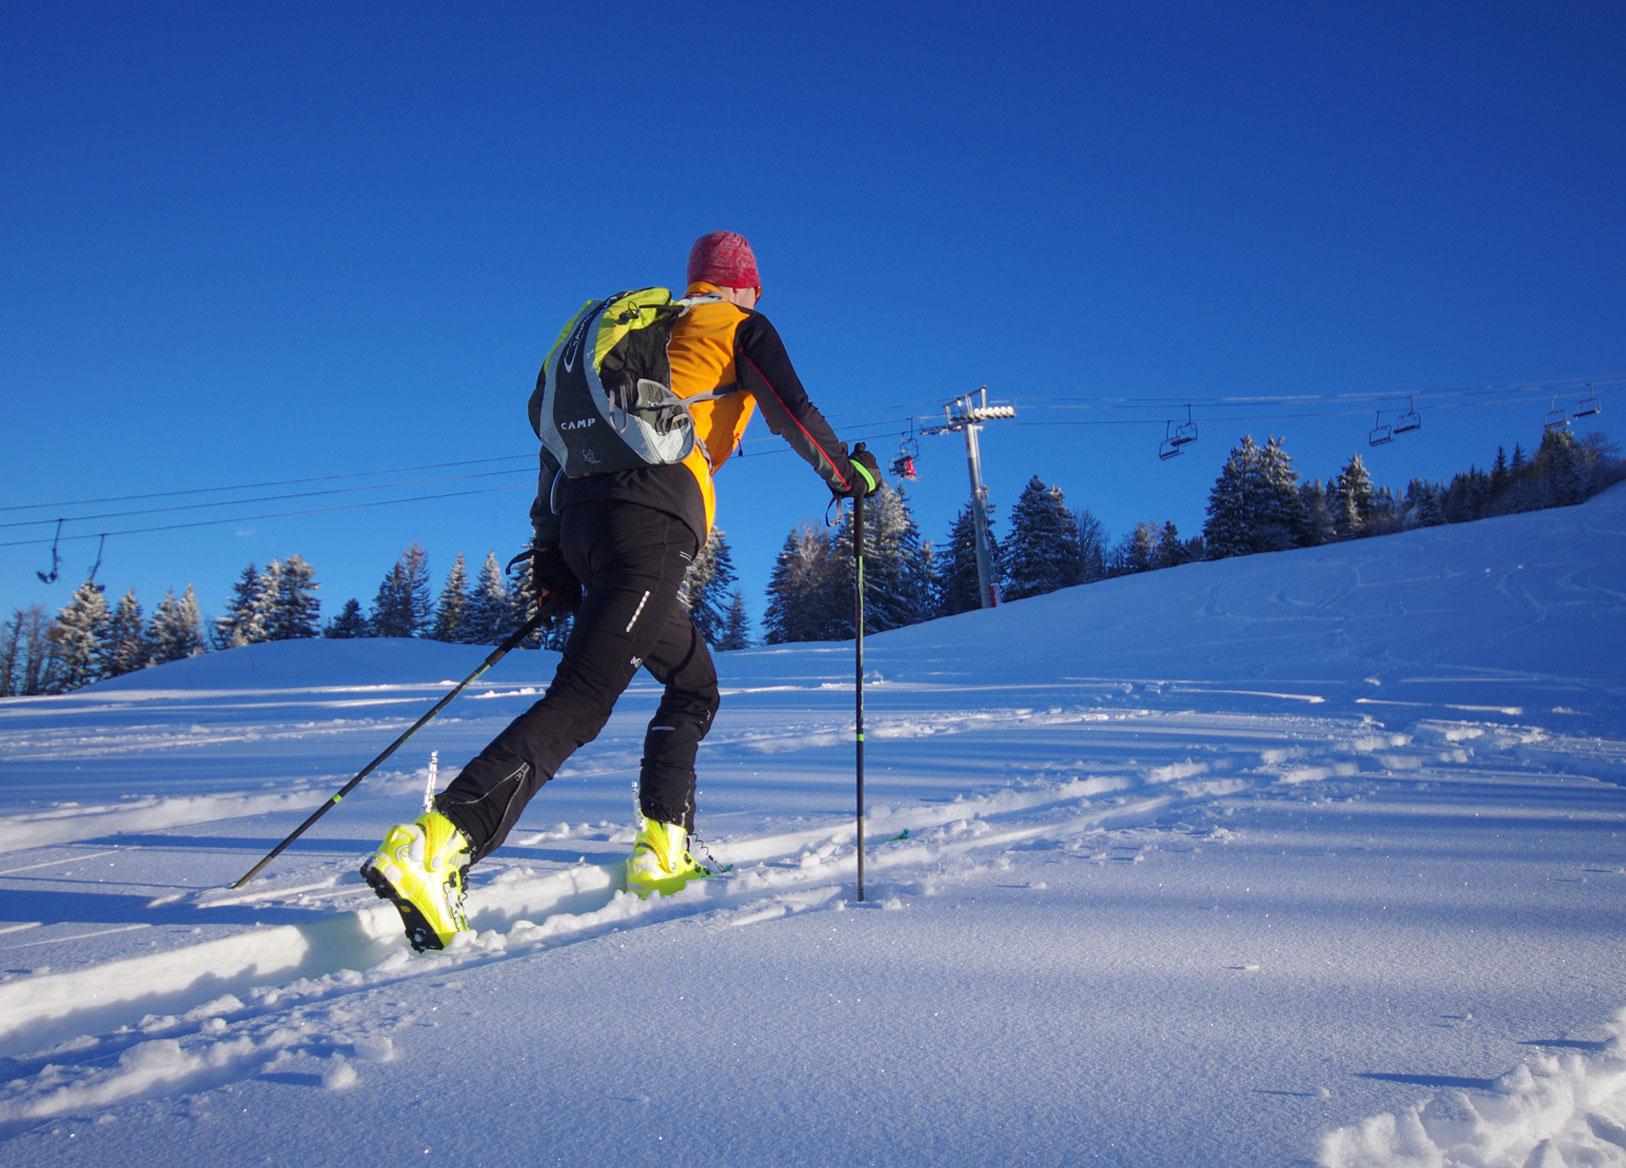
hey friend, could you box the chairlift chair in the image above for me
[1368,411,1394,446]
[1171,404,1198,447]
[1394,396,1422,435]
[1544,396,1570,432]
[1574,384,1602,419]
[891,429,920,480]
[1159,406,1197,460]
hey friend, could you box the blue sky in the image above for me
[3,1,1623,638]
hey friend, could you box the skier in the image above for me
[362,231,880,950]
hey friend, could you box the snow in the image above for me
[1,488,1624,1167]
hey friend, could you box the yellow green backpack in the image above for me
[529,287,725,478]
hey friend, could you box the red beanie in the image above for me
[687,230,760,289]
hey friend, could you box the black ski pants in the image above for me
[437,500,719,865]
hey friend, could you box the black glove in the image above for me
[845,443,881,498]
[530,544,582,611]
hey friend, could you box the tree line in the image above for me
[760,424,1623,642]
[5,425,1619,693]
[1,527,756,697]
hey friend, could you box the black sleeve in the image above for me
[529,447,562,546]
[734,311,858,494]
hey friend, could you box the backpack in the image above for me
[529,287,723,479]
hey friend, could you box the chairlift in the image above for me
[890,426,920,480]
[1368,411,1394,446]
[1394,395,1422,435]
[1544,396,1570,432]
[1159,406,1198,460]
[1574,383,1602,419]
[1171,404,1198,447]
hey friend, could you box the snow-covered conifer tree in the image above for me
[764,522,835,643]
[216,563,269,648]
[431,552,470,643]
[1118,522,1158,574]
[264,555,320,640]
[1002,476,1081,601]
[936,503,1001,617]
[1257,436,1306,549]
[372,544,431,638]
[1536,428,1585,506]
[102,589,147,676]
[1300,479,1335,546]
[719,589,751,650]
[1204,435,1304,558]
[462,551,511,645]
[1334,454,1373,538]
[1154,521,1191,570]
[49,579,110,691]
[1204,438,1257,560]
[149,586,207,664]
[323,598,371,639]
[1405,479,1446,527]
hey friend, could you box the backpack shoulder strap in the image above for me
[667,291,743,404]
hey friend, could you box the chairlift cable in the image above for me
[0,453,538,515]
[0,467,534,532]
[0,484,530,551]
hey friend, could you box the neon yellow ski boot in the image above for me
[626,817,705,898]
[361,811,472,951]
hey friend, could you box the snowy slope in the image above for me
[0,488,1623,1167]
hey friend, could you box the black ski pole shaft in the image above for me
[230,603,553,888]
[854,490,866,903]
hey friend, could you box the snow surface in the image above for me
[1,488,1624,1167]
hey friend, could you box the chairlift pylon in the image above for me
[1394,395,1422,435]
[1544,395,1570,432]
[1574,383,1602,419]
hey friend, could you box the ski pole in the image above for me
[230,599,558,888]
[854,488,867,903]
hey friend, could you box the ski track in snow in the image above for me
[0,696,1377,1125]
[0,695,1618,1153]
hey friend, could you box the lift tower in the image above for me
[923,387,1016,609]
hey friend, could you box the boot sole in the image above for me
[625,861,717,899]
[360,860,448,953]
